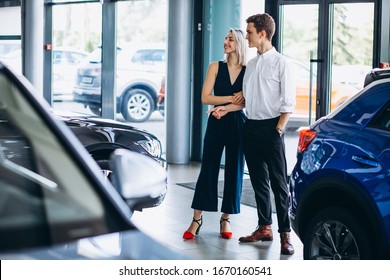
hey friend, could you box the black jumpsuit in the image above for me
[191,61,246,214]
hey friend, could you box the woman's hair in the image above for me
[224,28,246,66]
[246,13,275,41]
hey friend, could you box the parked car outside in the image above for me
[51,47,90,101]
[53,110,166,210]
[0,62,183,260]
[289,67,390,260]
[72,44,166,122]
[0,46,89,102]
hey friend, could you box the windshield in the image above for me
[87,47,121,63]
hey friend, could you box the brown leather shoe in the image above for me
[280,232,295,255]
[239,225,273,242]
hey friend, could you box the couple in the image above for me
[183,13,296,256]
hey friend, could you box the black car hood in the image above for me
[53,110,154,137]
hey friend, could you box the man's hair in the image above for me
[246,13,275,41]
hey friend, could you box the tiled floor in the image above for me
[131,162,303,260]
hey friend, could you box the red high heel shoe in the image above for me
[183,216,203,239]
[220,216,232,239]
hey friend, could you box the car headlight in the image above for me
[138,139,162,158]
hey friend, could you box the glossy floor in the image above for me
[131,162,303,260]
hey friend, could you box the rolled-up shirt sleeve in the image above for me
[280,59,296,113]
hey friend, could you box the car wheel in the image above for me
[89,105,101,116]
[121,89,154,122]
[303,207,372,260]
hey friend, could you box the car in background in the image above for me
[73,44,166,122]
[54,110,166,210]
[289,67,390,259]
[0,62,182,260]
[0,46,89,102]
[51,47,90,101]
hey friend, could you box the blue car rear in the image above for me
[289,67,390,259]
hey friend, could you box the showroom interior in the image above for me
[0,0,390,260]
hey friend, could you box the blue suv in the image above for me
[289,67,390,260]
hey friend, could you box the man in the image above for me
[210,13,296,255]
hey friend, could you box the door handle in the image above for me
[351,155,378,168]
[310,59,324,63]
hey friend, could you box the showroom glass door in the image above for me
[328,2,374,112]
[276,1,375,173]
[277,1,375,126]
[279,3,319,127]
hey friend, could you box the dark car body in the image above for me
[55,111,163,163]
[289,67,390,260]
[55,112,166,210]
[0,62,183,260]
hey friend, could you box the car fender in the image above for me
[117,77,159,98]
[294,173,387,250]
[116,81,159,109]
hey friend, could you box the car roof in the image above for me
[118,42,165,51]
[363,67,390,87]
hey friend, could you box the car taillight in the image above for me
[297,129,316,153]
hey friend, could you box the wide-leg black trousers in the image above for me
[191,110,246,214]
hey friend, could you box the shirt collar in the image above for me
[257,47,276,58]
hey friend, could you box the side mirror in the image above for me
[109,149,167,212]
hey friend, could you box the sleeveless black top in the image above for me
[213,61,246,105]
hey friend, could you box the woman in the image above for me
[183,28,247,239]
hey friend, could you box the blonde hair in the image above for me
[224,28,246,66]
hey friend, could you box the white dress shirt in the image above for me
[243,47,296,120]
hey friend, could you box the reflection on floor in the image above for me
[131,162,303,260]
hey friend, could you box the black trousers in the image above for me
[191,111,246,214]
[243,117,291,233]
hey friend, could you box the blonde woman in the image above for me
[183,28,247,240]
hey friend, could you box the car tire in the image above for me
[121,89,154,122]
[303,207,372,260]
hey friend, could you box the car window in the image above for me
[67,52,87,65]
[368,102,390,131]
[331,82,390,126]
[53,51,64,65]
[131,49,165,65]
[0,69,124,251]
[53,51,87,65]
